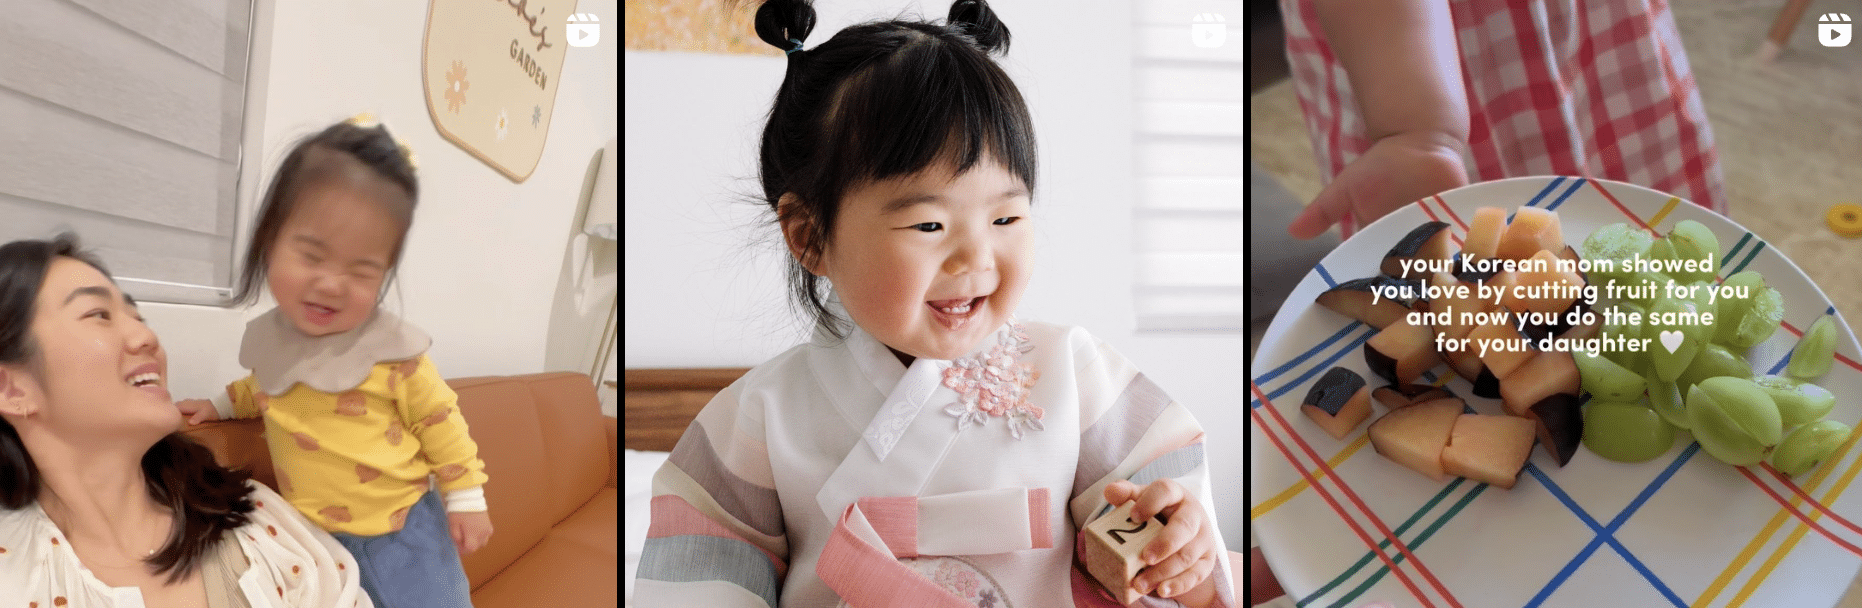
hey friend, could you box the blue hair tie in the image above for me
[786,38,804,55]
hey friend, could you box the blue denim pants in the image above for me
[331,490,475,608]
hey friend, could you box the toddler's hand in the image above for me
[449,511,493,556]
[1288,130,1468,240]
[1103,479,1220,603]
[176,399,220,425]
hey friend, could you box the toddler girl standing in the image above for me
[634,1,1236,606]
[178,115,490,608]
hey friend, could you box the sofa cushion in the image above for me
[514,373,610,516]
[449,377,560,588]
[543,488,617,557]
[467,515,621,608]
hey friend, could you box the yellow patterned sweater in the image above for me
[223,354,489,536]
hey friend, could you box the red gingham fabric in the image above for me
[1280,0,1727,237]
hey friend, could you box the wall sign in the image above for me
[423,0,577,182]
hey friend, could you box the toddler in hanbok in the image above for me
[635,1,1238,607]
[176,115,490,608]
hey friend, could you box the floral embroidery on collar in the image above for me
[941,322,1043,438]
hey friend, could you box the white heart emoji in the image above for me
[1659,330,1684,353]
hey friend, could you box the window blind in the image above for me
[0,0,253,305]
[1133,1,1245,332]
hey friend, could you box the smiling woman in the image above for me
[0,233,373,607]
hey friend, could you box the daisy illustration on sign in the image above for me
[423,0,574,182]
[443,61,470,113]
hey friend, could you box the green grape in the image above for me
[1583,400,1677,463]
[1689,396,1769,466]
[1649,297,1704,382]
[1787,316,1840,380]
[1689,376,1783,447]
[1582,223,1654,282]
[1771,420,1853,476]
[1718,286,1784,350]
[1753,375,1838,429]
[1664,220,1719,283]
[1623,271,1670,306]
[1603,301,1650,374]
[1676,344,1751,389]
[1646,373,1691,430]
[1686,281,1719,327]
[1575,349,1647,401]
[1712,271,1767,324]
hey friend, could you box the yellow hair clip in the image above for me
[346,112,417,171]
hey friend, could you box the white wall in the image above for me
[623,0,1250,549]
[145,0,620,399]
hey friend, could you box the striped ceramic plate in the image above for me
[1250,176,1862,608]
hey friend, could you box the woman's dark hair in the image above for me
[753,0,1038,338]
[229,119,421,307]
[0,233,257,584]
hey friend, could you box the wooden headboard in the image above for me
[623,368,749,452]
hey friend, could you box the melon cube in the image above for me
[1508,250,1585,315]
[1495,206,1565,260]
[1443,414,1537,489]
[1462,206,1508,260]
[1369,399,1465,481]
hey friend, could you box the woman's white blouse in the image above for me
[0,480,373,608]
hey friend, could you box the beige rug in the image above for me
[1250,0,1862,330]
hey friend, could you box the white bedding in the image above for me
[623,449,672,607]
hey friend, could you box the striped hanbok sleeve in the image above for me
[1065,327,1238,607]
[633,381,790,608]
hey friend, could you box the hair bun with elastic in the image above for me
[753,0,818,56]
[947,0,1011,53]
[346,112,418,171]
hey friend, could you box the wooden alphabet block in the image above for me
[1081,501,1167,605]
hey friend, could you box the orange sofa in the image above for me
[181,372,620,607]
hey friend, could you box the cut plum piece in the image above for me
[1428,276,1494,343]
[1300,367,1373,440]
[1454,252,1501,284]
[1500,350,1580,417]
[1369,399,1465,482]
[1316,276,1420,330]
[1528,393,1584,466]
[1442,347,1486,384]
[1372,383,1459,410]
[1495,206,1564,260]
[1468,315,1535,380]
[1382,221,1455,280]
[1472,367,1503,399]
[1364,318,1438,385]
[1443,414,1537,489]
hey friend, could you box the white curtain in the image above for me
[1131,2,1245,332]
[0,0,253,305]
